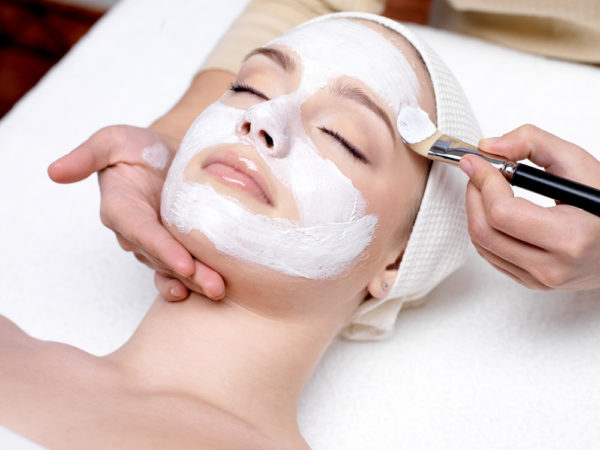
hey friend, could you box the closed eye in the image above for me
[318,126,369,164]
[229,82,270,101]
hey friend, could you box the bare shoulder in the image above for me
[0,320,309,449]
[0,318,117,441]
[0,314,31,346]
[0,314,46,378]
[0,314,104,382]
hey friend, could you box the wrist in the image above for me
[149,117,184,156]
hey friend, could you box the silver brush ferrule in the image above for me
[428,135,517,180]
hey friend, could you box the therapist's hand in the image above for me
[460,124,600,290]
[47,125,226,301]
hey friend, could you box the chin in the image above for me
[164,220,338,300]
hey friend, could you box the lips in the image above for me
[202,150,273,205]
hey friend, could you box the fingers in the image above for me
[474,244,550,290]
[137,218,197,278]
[111,209,197,278]
[464,152,600,290]
[48,126,127,183]
[191,259,226,300]
[156,259,225,301]
[478,124,599,186]
[460,153,514,208]
[462,154,548,249]
[116,219,225,300]
[133,241,224,301]
[464,176,546,267]
[462,152,594,253]
[48,125,169,184]
[153,262,225,302]
[106,192,227,299]
[461,154,549,266]
[134,252,151,266]
[137,251,187,299]
[465,175,550,287]
[465,125,600,290]
[115,233,137,252]
[154,272,190,302]
[98,170,196,278]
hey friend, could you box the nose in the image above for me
[236,105,290,158]
[237,120,276,151]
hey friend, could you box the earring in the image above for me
[382,281,389,291]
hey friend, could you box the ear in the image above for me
[366,251,403,300]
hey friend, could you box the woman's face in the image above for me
[161,19,433,304]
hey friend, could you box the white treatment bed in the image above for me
[1,0,599,448]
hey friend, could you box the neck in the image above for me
[104,292,342,438]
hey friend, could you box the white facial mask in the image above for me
[162,102,377,279]
[162,19,429,279]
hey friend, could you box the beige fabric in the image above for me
[202,0,385,73]
[430,0,600,63]
[202,0,600,73]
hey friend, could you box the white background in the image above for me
[1,0,599,448]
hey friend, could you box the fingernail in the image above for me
[479,137,500,147]
[206,286,224,301]
[460,158,473,177]
[169,286,182,298]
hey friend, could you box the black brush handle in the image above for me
[511,164,600,216]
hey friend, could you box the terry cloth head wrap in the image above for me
[304,12,481,341]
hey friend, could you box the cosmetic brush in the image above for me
[407,130,600,216]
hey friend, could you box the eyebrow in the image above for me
[244,47,297,72]
[330,80,395,140]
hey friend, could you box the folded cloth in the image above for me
[300,13,483,340]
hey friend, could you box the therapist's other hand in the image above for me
[460,124,600,291]
[47,125,226,301]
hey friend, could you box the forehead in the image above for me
[267,18,420,116]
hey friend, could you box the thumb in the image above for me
[48,126,128,184]
[460,154,514,202]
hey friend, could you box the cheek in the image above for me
[284,142,367,226]
[299,111,365,203]
[356,157,422,247]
